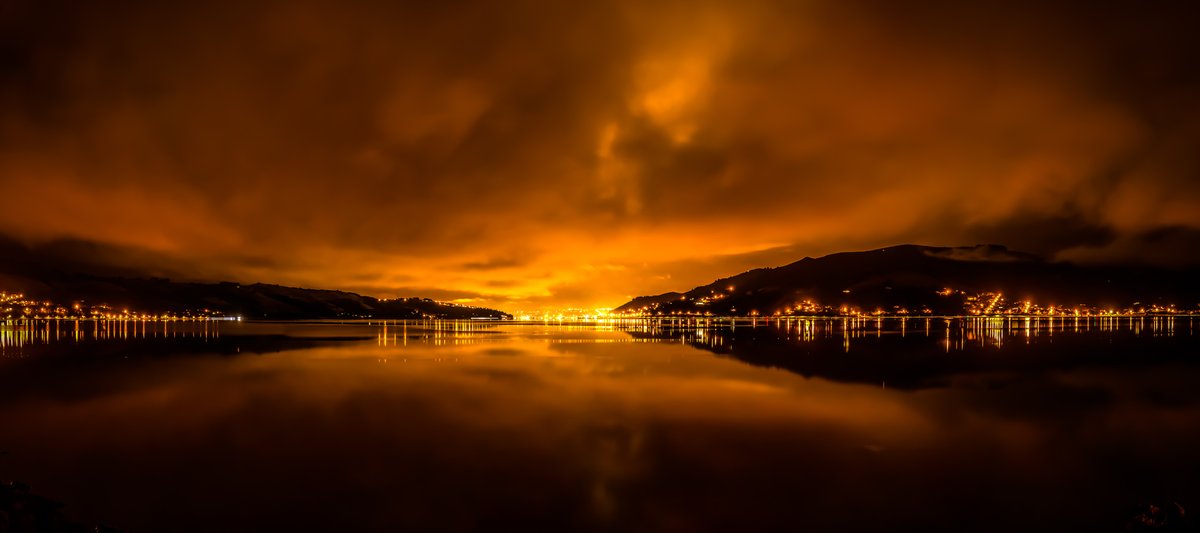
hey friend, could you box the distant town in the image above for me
[613,287,1196,318]
[4,287,1197,323]
[0,291,227,321]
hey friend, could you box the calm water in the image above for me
[2,317,1199,531]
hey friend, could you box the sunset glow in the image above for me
[2,1,1198,311]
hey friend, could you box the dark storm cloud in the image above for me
[1,0,1198,309]
[1061,226,1200,268]
[950,212,1118,259]
[461,254,534,271]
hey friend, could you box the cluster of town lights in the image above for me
[1,291,230,321]
[616,287,1195,318]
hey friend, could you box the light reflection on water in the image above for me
[0,318,1198,531]
[0,319,221,354]
[5,315,1191,353]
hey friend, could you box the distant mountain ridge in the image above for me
[615,244,1200,315]
[0,239,508,319]
[2,275,509,320]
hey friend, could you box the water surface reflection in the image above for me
[0,318,1197,531]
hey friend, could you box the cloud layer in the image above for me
[2,0,1199,309]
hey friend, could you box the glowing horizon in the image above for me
[2,1,1199,310]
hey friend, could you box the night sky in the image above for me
[2,0,1199,310]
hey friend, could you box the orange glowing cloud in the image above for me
[1,0,1198,310]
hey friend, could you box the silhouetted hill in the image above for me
[619,292,684,312]
[0,239,509,319]
[615,244,1200,315]
[6,275,509,319]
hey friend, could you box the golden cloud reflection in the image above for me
[0,324,936,527]
[2,321,1199,529]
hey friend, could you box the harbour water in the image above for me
[1,317,1198,531]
